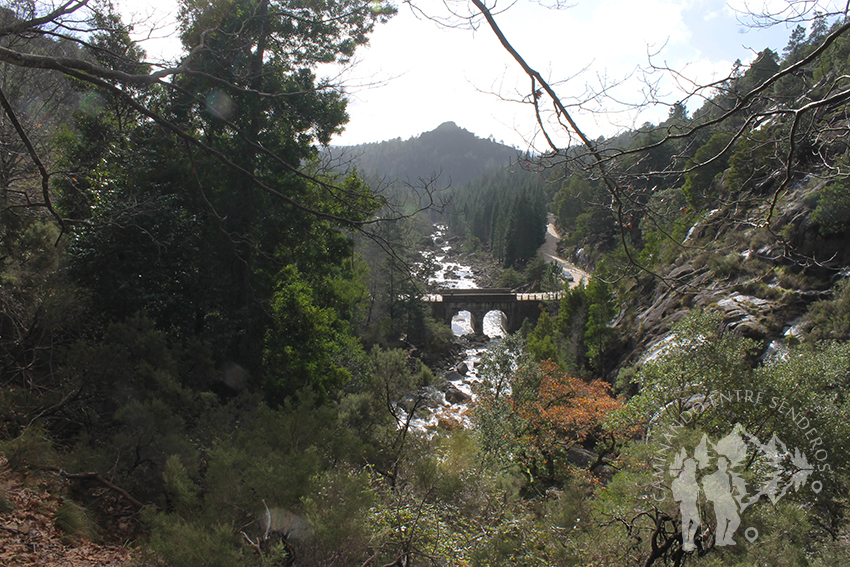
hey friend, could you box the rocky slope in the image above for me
[607,176,848,378]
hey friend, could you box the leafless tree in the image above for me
[406,0,850,282]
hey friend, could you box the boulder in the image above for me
[444,384,472,404]
[715,293,772,339]
[416,388,444,410]
[456,362,469,375]
[442,371,464,385]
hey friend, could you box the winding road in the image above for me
[539,213,591,288]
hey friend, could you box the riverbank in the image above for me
[421,230,504,290]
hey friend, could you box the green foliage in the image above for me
[805,277,850,341]
[497,266,523,288]
[142,509,248,567]
[423,316,454,353]
[0,425,57,470]
[521,254,562,292]
[55,500,98,541]
[448,164,547,267]
[553,176,616,247]
[358,214,439,349]
[337,346,435,463]
[5,4,850,565]
[473,334,535,464]
[682,132,733,208]
[754,341,850,473]
[526,310,559,364]
[301,467,376,561]
[725,127,787,194]
[521,279,618,375]
[811,177,850,236]
[62,313,212,419]
[583,280,614,372]
[200,397,334,518]
[638,187,690,267]
[263,265,364,404]
[0,210,80,391]
[616,309,758,431]
[553,177,591,233]
[163,455,201,515]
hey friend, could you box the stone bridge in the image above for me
[423,288,564,335]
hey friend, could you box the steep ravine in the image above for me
[408,224,504,432]
[409,221,585,432]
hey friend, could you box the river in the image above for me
[409,220,584,433]
[409,225,505,432]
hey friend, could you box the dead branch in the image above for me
[57,469,147,510]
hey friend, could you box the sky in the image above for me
[122,0,808,149]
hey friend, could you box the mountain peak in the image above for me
[434,121,460,131]
[334,121,518,186]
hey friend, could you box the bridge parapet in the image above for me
[423,290,565,302]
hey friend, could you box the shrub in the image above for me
[141,510,248,567]
[300,467,376,563]
[804,278,850,341]
[423,317,453,353]
[0,425,57,470]
[497,266,523,288]
[55,500,98,541]
[811,179,850,236]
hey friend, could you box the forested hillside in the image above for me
[447,165,548,268]
[331,120,550,270]
[1,1,850,567]
[331,121,518,187]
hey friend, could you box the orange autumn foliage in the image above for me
[516,361,623,452]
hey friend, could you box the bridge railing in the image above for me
[516,291,566,301]
[422,290,566,302]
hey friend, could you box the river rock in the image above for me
[444,384,472,404]
[418,388,444,410]
[469,334,489,346]
[442,371,464,384]
[437,415,463,430]
[456,362,469,375]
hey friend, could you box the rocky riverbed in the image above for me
[403,225,507,433]
[421,226,504,290]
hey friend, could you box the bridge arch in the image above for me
[483,310,508,337]
[451,310,475,336]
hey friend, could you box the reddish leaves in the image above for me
[514,361,624,467]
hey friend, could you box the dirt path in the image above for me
[539,213,591,288]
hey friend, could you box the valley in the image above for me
[2,5,850,567]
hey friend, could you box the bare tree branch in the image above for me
[0,84,63,235]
